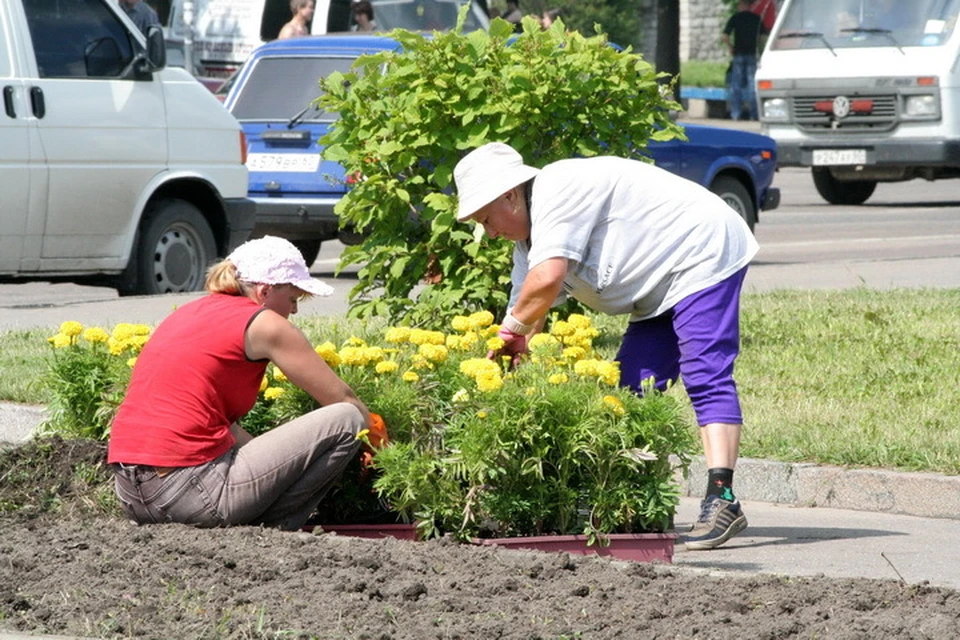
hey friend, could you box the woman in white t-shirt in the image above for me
[454,142,758,551]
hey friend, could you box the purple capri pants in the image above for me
[615,267,747,426]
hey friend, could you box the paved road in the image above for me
[2,166,960,333]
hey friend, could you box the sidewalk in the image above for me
[2,401,958,591]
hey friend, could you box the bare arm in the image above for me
[244,310,371,424]
[509,257,569,328]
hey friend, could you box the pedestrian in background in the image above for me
[723,0,763,121]
[278,0,315,39]
[119,0,160,36]
[453,142,757,550]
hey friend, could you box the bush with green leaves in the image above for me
[319,13,682,325]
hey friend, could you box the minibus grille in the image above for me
[792,94,898,132]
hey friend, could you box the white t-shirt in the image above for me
[509,156,759,321]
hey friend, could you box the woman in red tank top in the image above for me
[108,236,371,531]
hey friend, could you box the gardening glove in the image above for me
[487,326,529,369]
[358,413,389,470]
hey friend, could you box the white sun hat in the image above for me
[227,235,334,297]
[454,142,540,222]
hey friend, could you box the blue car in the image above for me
[224,34,779,264]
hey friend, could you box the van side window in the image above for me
[24,0,135,78]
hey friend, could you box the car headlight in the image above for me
[904,94,938,117]
[762,98,789,120]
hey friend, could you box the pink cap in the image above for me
[227,236,334,297]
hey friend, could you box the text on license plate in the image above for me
[246,153,320,173]
[812,149,867,166]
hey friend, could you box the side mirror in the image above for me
[146,25,167,69]
[84,37,124,77]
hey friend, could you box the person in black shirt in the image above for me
[722,0,763,121]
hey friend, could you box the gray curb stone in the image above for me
[677,456,960,521]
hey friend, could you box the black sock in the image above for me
[706,467,735,502]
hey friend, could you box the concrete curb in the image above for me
[679,456,960,521]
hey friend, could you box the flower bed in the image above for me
[43,312,695,548]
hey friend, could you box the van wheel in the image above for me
[293,240,322,267]
[711,176,756,232]
[121,199,217,296]
[812,168,877,205]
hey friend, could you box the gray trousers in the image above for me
[113,403,364,531]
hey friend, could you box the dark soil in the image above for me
[2,438,960,639]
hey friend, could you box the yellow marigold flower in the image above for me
[126,335,150,354]
[272,366,288,382]
[525,387,536,396]
[460,358,500,379]
[450,315,471,333]
[81,327,110,343]
[602,395,626,416]
[126,357,138,368]
[548,373,569,385]
[451,388,471,403]
[486,336,505,352]
[598,361,620,386]
[550,320,575,337]
[409,328,445,346]
[475,371,503,393]
[476,410,488,419]
[480,324,500,338]
[107,338,124,356]
[58,321,83,337]
[264,387,285,401]
[376,360,399,374]
[567,314,592,329]
[345,336,367,347]
[259,376,269,392]
[562,346,587,361]
[468,310,495,330]
[48,333,72,349]
[110,323,137,342]
[384,327,411,344]
[315,341,342,367]
[402,370,419,383]
[355,428,370,442]
[418,343,448,363]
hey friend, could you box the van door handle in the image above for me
[30,86,45,119]
[3,86,14,118]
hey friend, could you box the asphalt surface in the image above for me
[2,113,958,597]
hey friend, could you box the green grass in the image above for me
[4,288,960,474]
[680,59,728,88]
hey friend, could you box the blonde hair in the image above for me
[204,259,244,295]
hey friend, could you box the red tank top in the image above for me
[107,294,268,466]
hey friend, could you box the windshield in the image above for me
[370,0,487,31]
[772,0,960,50]
[230,56,356,121]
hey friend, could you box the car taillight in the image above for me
[239,131,248,165]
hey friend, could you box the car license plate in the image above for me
[812,149,867,166]
[246,153,320,173]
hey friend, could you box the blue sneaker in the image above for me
[682,495,747,550]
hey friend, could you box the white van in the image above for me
[156,0,490,79]
[0,0,254,295]
[756,0,960,204]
